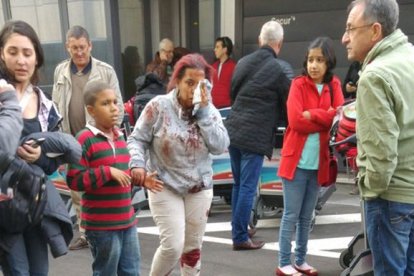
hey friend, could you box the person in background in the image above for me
[342,61,360,100]
[343,0,414,274]
[343,60,361,196]
[52,25,124,251]
[276,36,344,276]
[146,38,174,86]
[211,36,236,108]
[67,80,140,276]
[171,46,192,68]
[128,53,229,275]
[0,20,70,276]
[123,46,144,101]
[225,20,291,251]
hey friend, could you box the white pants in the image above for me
[148,187,213,276]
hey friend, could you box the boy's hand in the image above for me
[110,167,131,187]
[131,167,146,186]
[144,171,164,193]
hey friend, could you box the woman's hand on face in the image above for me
[144,171,164,193]
[110,167,131,187]
[199,82,209,108]
[130,167,146,186]
[17,144,41,163]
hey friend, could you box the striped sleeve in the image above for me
[67,129,112,192]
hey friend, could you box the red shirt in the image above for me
[278,75,344,185]
[211,58,236,108]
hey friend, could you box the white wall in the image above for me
[220,0,235,42]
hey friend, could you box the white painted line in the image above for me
[137,213,361,259]
[137,227,353,259]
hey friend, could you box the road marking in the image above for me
[137,213,361,258]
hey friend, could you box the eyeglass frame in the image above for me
[344,23,374,35]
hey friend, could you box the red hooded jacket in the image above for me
[278,75,344,184]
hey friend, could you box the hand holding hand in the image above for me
[144,171,164,193]
[130,167,146,186]
[110,167,131,187]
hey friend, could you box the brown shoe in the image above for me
[349,186,359,195]
[248,228,257,238]
[69,237,89,250]
[233,239,265,251]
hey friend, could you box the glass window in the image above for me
[0,2,5,26]
[198,0,217,63]
[199,0,215,51]
[10,0,63,94]
[67,0,109,64]
[118,0,146,100]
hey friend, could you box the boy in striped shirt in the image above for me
[67,80,140,275]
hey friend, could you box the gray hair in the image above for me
[259,20,284,46]
[66,25,90,42]
[159,38,174,51]
[349,0,399,37]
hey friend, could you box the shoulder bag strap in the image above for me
[328,83,334,106]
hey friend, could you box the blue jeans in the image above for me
[364,198,414,276]
[278,168,319,267]
[229,146,264,244]
[7,225,48,276]
[86,225,141,276]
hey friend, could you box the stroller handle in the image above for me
[330,133,357,147]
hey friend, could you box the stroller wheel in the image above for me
[339,248,353,269]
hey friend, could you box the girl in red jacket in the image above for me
[276,37,344,276]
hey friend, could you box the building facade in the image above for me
[1,0,413,98]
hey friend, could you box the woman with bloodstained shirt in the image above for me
[127,53,229,276]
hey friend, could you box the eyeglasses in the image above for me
[344,23,373,35]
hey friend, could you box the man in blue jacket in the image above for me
[225,20,291,250]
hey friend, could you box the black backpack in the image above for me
[0,150,47,234]
[133,73,166,121]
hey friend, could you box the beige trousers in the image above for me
[148,188,213,276]
[70,189,85,235]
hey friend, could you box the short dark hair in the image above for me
[84,80,112,106]
[215,36,233,56]
[302,36,336,83]
[0,20,44,85]
[66,25,90,42]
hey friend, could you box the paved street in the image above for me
[47,181,362,276]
